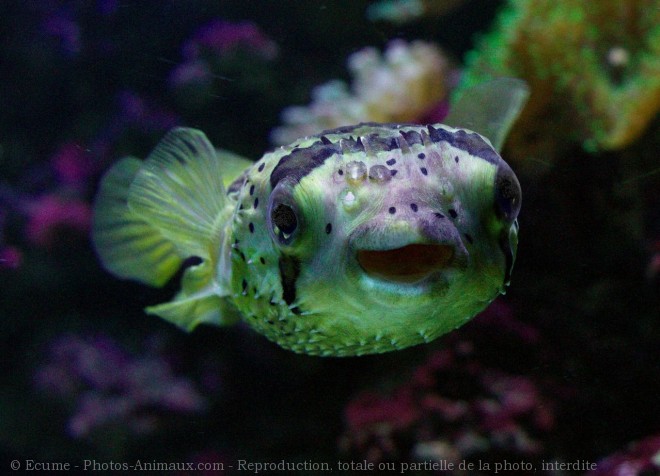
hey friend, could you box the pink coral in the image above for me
[24,194,92,248]
[51,142,96,186]
[587,435,660,476]
[340,303,562,465]
[35,333,208,439]
[182,20,278,61]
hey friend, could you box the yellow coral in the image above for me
[271,40,449,145]
[458,0,660,152]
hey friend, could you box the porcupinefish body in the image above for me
[93,78,529,356]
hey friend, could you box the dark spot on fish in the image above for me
[239,203,244,210]
[260,257,266,265]
[427,125,500,165]
[410,203,418,213]
[417,153,426,160]
[279,255,301,312]
[236,249,246,261]
[241,279,248,292]
[389,207,396,214]
[258,163,265,172]
[267,320,274,325]
[320,135,332,145]
[448,209,458,219]
[464,233,474,244]
[454,156,459,163]
[234,238,240,245]
[390,169,398,176]
[338,169,344,175]
[420,167,428,176]
[253,197,259,209]
[253,286,258,294]
[386,158,396,166]
[249,184,255,196]
[325,223,332,234]
[434,212,445,219]
[249,222,255,233]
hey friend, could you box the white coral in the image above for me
[271,40,449,145]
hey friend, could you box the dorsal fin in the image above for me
[127,128,229,259]
[445,78,530,152]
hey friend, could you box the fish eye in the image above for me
[272,204,298,235]
[494,161,521,222]
[268,182,302,246]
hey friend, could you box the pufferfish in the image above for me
[92,78,529,356]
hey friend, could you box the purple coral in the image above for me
[182,19,278,61]
[35,334,208,438]
[24,194,92,248]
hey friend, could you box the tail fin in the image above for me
[92,128,248,330]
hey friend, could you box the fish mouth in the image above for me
[357,243,455,284]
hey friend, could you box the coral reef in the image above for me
[588,435,660,476]
[339,302,564,468]
[34,333,208,439]
[271,40,451,145]
[457,0,660,156]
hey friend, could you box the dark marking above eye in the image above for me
[386,158,396,166]
[420,167,428,176]
[253,197,259,209]
[325,223,332,234]
[410,203,418,212]
[270,143,339,188]
[464,233,474,244]
[417,153,426,160]
[427,125,500,165]
[448,209,458,219]
[389,207,396,214]
[249,222,255,233]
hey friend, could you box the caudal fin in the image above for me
[92,128,248,330]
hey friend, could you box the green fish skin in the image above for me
[93,79,528,356]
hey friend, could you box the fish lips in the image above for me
[349,217,469,286]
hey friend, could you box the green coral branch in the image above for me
[457,0,660,153]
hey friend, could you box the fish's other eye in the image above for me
[267,181,302,247]
[494,161,521,222]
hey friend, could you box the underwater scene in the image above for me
[1,0,659,475]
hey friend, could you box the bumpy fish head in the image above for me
[258,123,521,355]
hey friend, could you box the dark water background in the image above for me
[1,1,658,475]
